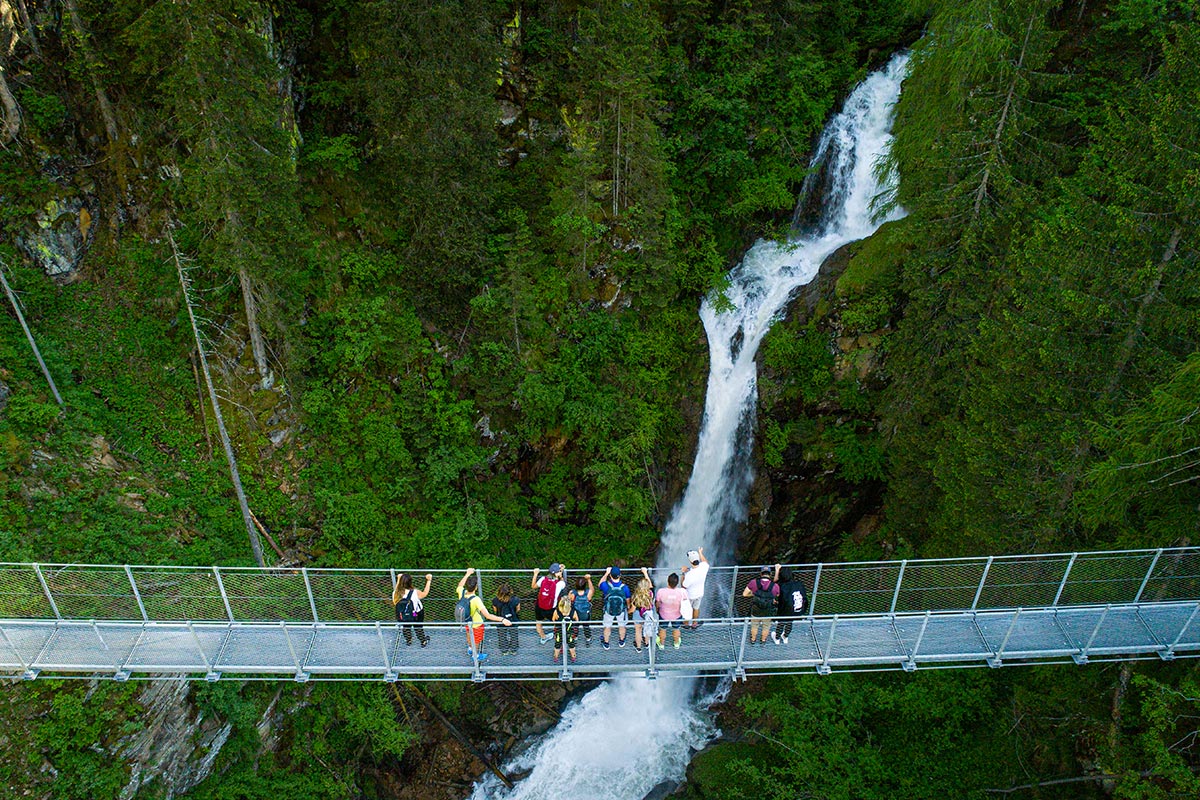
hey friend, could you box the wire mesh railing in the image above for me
[1,547,1198,625]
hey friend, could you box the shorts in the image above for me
[602,611,628,628]
[535,605,555,622]
[632,608,650,623]
[661,618,682,630]
[467,625,484,647]
[750,607,774,619]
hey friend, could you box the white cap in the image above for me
[686,550,700,564]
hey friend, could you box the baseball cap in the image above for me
[760,566,772,576]
[687,550,700,565]
[611,566,622,577]
[550,563,563,574]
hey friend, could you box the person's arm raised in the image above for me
[418,573,432,600]
[531,568,541,591]
[457,568,473,593]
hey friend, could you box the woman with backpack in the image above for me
[655,572,689,649]
[392,572,432,647]
[570,575,595,646]
[742,565,781,644]
[551,593,580,664]
[491,581,521,656]
[630,568,656,654]
[531,563,566,645]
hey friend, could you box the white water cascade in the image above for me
[469,51,910,800]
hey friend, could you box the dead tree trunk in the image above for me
[237,263,273,389]
[62,0,119,146]
[0,260,63,407]
[170,230,266,568]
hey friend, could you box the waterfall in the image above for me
[469,51,910,800]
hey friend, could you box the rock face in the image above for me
[0,379,9,415]
[115,680,233,800]
[17,195,97,281]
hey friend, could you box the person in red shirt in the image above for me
[742,565,781,644]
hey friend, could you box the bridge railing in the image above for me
[0,547,1197,624]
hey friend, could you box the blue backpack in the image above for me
[604,585,627,616]
[572,590,592,619]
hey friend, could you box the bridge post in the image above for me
[734,617,749,677]
[32,564,61,620]
[890,560,907,614]
[904,611,931,672]
[1052,554,1078,607]
[989,609,1022,667]
[280,621,308,682]
[647,621,657,679]
[559,617,571,681]
[1133,548,1164,603]
[728,566,740,616]
[212,567,234,621]
[971,556,994,611]
[124,565,148,622]
[1162,602,1200,661]
[1076,604,1111,664]
[376,621,397,681]
[186,621,220,681]
[810,564,823,616]
[302,568,319,623]
[818,616,838,675]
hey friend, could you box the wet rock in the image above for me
[116,680,234,800]
[643,780,682,800]
[0,379,8,415]
[16,195,98,282]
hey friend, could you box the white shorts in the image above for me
[602,611,628,628]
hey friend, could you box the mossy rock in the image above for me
[835,216,915,299]
[679,741,765,799]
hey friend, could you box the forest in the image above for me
[0,0,1197,797]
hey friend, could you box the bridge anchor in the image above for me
[22,668,39,681]
[205,671,221,682]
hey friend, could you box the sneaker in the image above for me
[635,644,643,653]
[781,634,789,645]
[476,652,489,662]
[420,639,429,648]
[603,640,610,650]
[618,638,627,648]
[569,654,577,663]
[673,640,680,649]
[771,632,779,644]
[539,634,552,645]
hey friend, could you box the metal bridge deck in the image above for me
[3,602,1198,682]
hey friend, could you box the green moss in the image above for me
[835,216,915,298]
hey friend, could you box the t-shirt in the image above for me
[777,580,807,615]
[457,587,487,625]
[493,596,520,621]
[682,562,710,600]
[400,589,423,614]
[746,578,781,599]
[656,587,688,620]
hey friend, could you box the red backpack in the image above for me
[537,577,560,610]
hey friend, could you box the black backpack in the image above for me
[454,595,474,624]
[396,590,417,622]
[752,579,776,613]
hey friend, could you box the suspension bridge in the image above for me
[1,547,1197,682]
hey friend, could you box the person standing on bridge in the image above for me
[599,566,631,649]
[656,573,689,649]
[631,568,655,653]
[571,574,595,646]
[532,563,566,645]
[392,572,432,647]
[456,568,512,661]
[491,581,521,656]
[743,566,781,644]
[681,548,709,629]
[773,568,808,645]
[552,592,580,663]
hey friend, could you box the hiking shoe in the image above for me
[618,638,627,648]
[673,640,680,649]
[602,640,610,650]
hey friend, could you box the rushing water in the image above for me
[469,52,910,800]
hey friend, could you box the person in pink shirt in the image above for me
[655,573,689,649]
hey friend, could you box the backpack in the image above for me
[641,608,659,642]
[752,579,776,614]
[537,577,560,610]
[496,597,519,621]
[454,595,474,625]
[397,590,417,623]
[604,586,627,617]
[572,590,592,619]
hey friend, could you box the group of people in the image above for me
[389,548,810,662]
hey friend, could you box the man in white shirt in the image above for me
[681,548,709,629]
